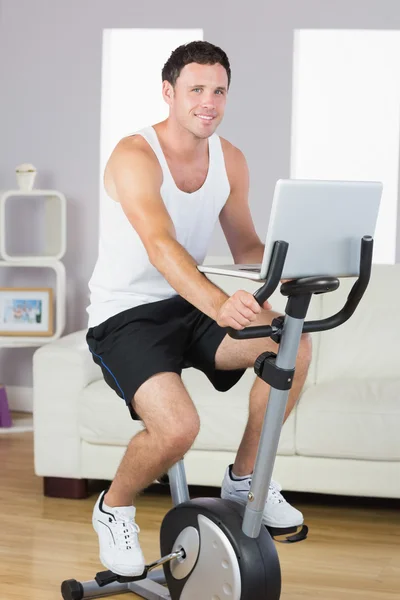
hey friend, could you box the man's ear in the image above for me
[162,81,174,106]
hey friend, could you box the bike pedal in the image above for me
[95,566,148,587]
[266,523,309,543]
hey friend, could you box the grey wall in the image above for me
[1,0,400,387]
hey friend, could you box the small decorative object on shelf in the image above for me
[15,163,37,191]
[0,385,12,428]
[0,287,53,337]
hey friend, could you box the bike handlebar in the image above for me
[227,236,373,340]
[302,235,373,333]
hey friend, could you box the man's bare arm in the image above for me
[107,141,234,322]
[219,142,265,263]
[107,139,264,329]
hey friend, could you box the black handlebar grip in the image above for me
[302,236,374,334]
[253,240,289,306]
[228,241,288,339]
[227,325,275,340]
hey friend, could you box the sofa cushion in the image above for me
[78,367,298,455]
[295,378,400,460]
[316,264,400,382]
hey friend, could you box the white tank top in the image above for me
[86,125,231,328]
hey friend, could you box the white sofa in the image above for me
[33,263,400,499]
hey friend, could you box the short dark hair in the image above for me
[162,41,231,89]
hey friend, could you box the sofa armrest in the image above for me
[33,329,102,478]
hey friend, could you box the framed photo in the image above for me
[0,287,53,336]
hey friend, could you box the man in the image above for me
[86,40,312,577]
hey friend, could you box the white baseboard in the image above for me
[0,414,33,434]
[5,386,33,413]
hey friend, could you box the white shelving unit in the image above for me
[0,189,67,347]
[0,189,66,261]
[0,260,66,347]
[0,189,67,431]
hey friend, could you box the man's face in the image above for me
[164,62,228,138]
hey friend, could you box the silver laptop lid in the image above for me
[260,179,383,279]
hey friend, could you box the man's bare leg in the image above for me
[104,372,200,508]
[215,309,312,477]
[232,347,311,477]
[216,309,312,528]
[93,372,199,576]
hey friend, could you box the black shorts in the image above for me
[86,296,246,420]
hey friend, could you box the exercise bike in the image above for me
[61,232,375,600]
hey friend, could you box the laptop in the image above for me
[198,179,383,281]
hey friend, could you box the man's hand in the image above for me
[216,290,272,330]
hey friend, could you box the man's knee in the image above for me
[131,371,200,458]
[155,408,201,461]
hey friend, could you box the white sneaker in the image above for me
[221,465,303,529]
[92,490,146,577]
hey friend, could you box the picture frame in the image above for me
[0,287,53,336]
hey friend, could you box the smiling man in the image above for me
[86,41,312,577]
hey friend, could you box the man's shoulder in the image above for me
[219,136,245,159]
[115,133,154,158]
[104,133,161,197]
[218,136,247,170]
[106,133,159,175]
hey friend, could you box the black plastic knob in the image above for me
[61,579,84,600]
[254,352,275,377]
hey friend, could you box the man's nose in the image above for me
[200,92,216,109]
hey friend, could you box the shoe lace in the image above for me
[268,480,285,505]
[241,477,284,504]
[113,511,141,551]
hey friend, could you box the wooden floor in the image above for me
[1,423,400,599]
